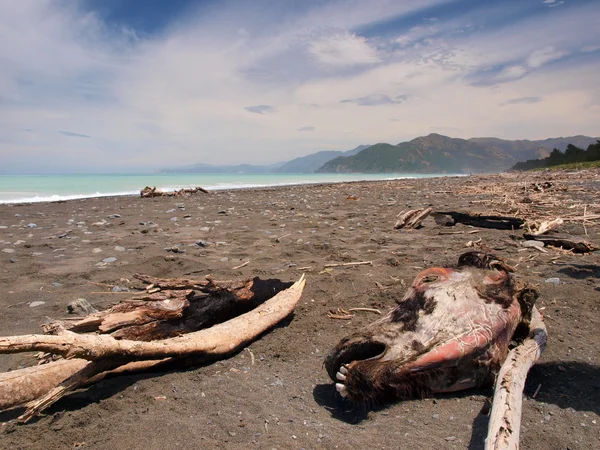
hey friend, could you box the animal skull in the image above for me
[324,252,537,402]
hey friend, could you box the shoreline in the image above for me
[0,172,467,205]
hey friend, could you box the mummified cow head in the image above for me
[324,252,537,403]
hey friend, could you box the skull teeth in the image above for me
[339,365,348,375]
[336,372,346,381]
[335,383,348,398]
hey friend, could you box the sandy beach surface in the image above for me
[0,171,598,450]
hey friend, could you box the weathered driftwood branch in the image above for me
[485,306,547,450]
[523,233,596,253]
[0,274,305,420]
[140,186,208,198]
[434,211,524,230]
[394,207,433,229]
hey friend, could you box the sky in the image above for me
[0,0,599,173]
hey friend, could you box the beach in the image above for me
[0,170,598,450]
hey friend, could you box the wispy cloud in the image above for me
[298,126,316,131]
[59,130,91,138]
[244,105,276,115]
[543,0,565,7]
[501,97,543,106]
[341,94,408,106]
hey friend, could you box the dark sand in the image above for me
[0,171,598,450]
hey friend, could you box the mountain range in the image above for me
[317,134,599,173]
[161,135,599,174]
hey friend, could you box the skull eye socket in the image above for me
[421,274,439,283]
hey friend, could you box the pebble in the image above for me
[102,257,117,263]
[196,240,208,247]
[545,277,560,285]
[92,248,103,254]
[199,227,210,232]
[52,282,63,287]
[107,214,121,219]
[9,258,16,263]
[27,223,37,228]
[114,246,126,252]
[522,240,544,249]
[2,248,15,254]
[29,301,45,307]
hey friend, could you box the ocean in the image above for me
[0,173,445,204]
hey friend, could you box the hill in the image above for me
[275,145,370,173]
[317,134,600,174]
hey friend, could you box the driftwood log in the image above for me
[140,186,208,198]
[486,306,547,449]
[523,233,596,253]
[434,211,524,230]
[0,274,306,421]
[394,207,432,229]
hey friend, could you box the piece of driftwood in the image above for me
[486,306,547,450]
[434,211,524,230]
[0,274,305,421]
[394,207,433,229]
[523,233,597,253]
[140,186,208,198]
[525,218,564,236]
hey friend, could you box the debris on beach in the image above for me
[522,233,597,253]
[0,274,306,421]
[394,207,432,229]
[433,211,525,230]
[325,251,546,449]
[140,186,209,198]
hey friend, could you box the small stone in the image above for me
[445,436,456,442]
[107,214,121,219]
[220,257,229,262]
[92,248,102,254]
[52,282,63,287]
[27,223,37,228]
[196,240,208,247]
[522,240,544,249]
[102,257,117,263]
[170,217,178,222]
[432,414,440,420]
[9,258,16,263]
[114,246,126,252]
[2,248,15,254]
[545,277,560,285]
[29,301,45,308]
[199,227,210,232]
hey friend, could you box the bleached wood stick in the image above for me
[0,275,305,362]
[324,261,373,268]
[485,306,547,450]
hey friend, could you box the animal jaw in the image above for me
[324,252,536,403]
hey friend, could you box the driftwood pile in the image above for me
[140,186,208,198]
[0,274,306,421]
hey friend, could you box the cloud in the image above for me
[341,94,408,106]
[0,0,599,173]
[307,31,380,67]
[297,126,315,131]
[244,105,276,114]
[527,46,565,68]
[501,97,543,106]
[59,131,91,138]
[543,0,564,7]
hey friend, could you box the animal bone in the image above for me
[324,252,537,403]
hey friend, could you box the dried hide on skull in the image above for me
[325,252,538,403]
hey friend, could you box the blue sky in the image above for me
[0,0,599,173]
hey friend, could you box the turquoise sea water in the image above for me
[0,173,446,204]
